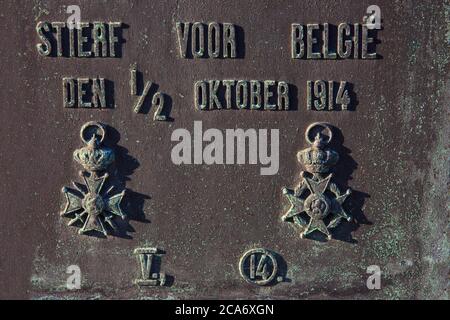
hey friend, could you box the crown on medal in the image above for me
[73,135,115,172]
[297,133,339,173]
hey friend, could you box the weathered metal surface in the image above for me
[0,0,448,299]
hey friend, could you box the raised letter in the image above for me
[209,80,222,109]
[52,22,65,57]
[307,24,321,59]
[236,80,248,109]
[109,22,121,57]
[264,80,276,110]
[323,23,336,59]
[194,81,208,110]
[63,77,75,108]
[192,22,205,58]
[77,78,91,108]
[250,80,261,110]
[337,23,352,59]
[278,82,289,110]
[92,22,107,57]
[223,23,236,58]
[223,80,235,109]
[353,23,360,59]
[291,24,304,58]
[77,22,91,57]
[92,78,106,108]
[36,22,51,56]
[176,22,190,58]
[208,22,220,58]
[362,24,376,59]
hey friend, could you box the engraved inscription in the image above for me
[130,64,169,121]
[176,22,237,58]
[133,248,166,287]
[63,77,109,109]
[239,248,280,286]
[194,80,289,110]
[292,23,378,59]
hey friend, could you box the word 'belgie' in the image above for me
[292,23,378,59]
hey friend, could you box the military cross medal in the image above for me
[60,121,126,236]
[133,247,166,286]
[282,123,352,240]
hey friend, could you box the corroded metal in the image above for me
[60,121,126,236]
[1,0,448,301]
[282,123,352,240]
[239,248,279,286]
[133,248,167,287]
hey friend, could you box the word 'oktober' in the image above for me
[194,80,289,111]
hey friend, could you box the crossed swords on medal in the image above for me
[281,123,352,240]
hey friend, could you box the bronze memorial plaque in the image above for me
[0,0,448,302]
